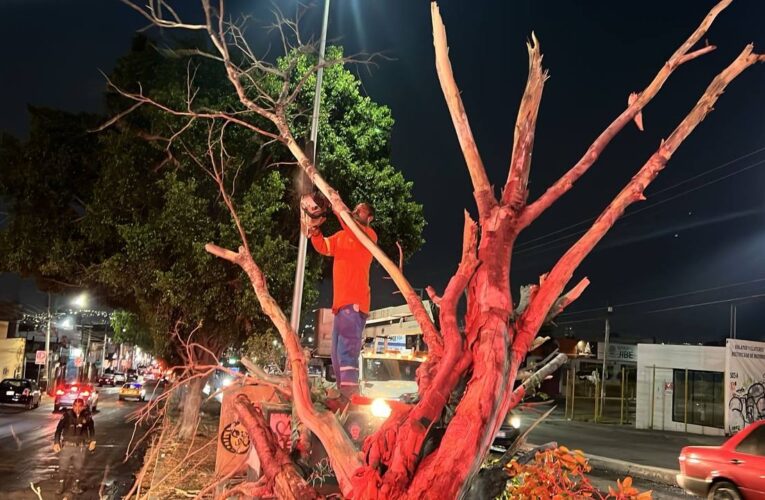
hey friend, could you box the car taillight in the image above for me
[80,391,90,396]
[22,389,30,396]
[56,389,65,395]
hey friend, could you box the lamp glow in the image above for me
[370,398,391,419]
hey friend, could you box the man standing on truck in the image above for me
[306,201,377,399]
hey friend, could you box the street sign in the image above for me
[35,350,47,365]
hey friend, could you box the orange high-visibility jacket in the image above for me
[310,219,377,314]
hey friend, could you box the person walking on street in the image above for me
[308,202,377,399]
[53,398,96,494]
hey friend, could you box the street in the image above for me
[0,384,155,499]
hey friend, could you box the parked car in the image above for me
[0,378,42,410]
[119,382,146,402]
[113,372,127,384]
[54,382,99,412]
[98,373,116,387]
[677,420,765,499]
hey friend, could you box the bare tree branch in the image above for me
[431,2,496,217]
[518,0,732,229]
[502,33,548,210]
[518,45,764,354]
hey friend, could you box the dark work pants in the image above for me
[332,305,368,394]
[59,443,86,481]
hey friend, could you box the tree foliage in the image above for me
[0,36,425,361]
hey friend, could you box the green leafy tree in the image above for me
[0,35,425,437]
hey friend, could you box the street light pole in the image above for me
[45,292,52,390]
[100,336,108,376]
[289,0,332,334]
[599,305,612,420]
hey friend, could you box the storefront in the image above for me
[635,339,765,436]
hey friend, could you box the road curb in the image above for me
[585,454,678,486]
[525,443,678,486]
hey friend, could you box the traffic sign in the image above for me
[35,350,47,365]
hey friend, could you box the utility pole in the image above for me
[729,304,737,339]
[100,336,108,376]
[45,292,52,391]
[288,0,332,335]
[599,305,612,419]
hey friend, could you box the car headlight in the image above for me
[509,415,521,429]
[370,398,392,419]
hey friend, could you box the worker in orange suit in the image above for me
[307,202,377,398]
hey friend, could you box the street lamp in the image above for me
[72,293,88,309]
[289,0,332,335]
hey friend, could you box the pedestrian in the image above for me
[53,397,96,494]
[307,201,377,399]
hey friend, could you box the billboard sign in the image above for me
[596,342,637,363]
[724,339,765,434]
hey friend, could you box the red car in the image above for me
[677,420,765,499]
[53,382,99,413]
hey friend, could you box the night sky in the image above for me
[2,1,765,344]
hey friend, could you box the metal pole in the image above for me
[599,306,612,419]
[289,0,332,334]
[85,326,92,382]
[571,365,576,420]
[620,365,625,424]
[684,368,689,433]
[650,365,656,429]
[45,292,52,390]
[594,379,600,421]
[100,336,108,376]
[565,369,570,419]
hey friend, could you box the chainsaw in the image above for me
[299,191,330,237]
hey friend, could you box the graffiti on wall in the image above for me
[728,380,765,432]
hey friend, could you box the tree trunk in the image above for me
[178,375,207,440]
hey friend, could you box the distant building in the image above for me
[636,339,765,436]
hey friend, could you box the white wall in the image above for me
[636,344,726,436]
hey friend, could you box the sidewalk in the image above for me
[525,409,726,482]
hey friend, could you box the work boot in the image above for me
[55,480,66,494]
[339,384,359,402]
[71,480,84,494]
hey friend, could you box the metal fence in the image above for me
[563,364,637,424]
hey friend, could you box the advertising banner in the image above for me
[724,339,765,434]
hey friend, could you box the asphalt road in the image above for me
[0,384,156,499]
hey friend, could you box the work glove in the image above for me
[53,443,61,453]
[88,441,96,451]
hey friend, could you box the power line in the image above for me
[514,155,765,256]
[556,292,765,325]
[515,145,765,252]
[559,277,765,317]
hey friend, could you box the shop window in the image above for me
[672,369,724,428]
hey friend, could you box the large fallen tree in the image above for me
[109,0,763,497]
